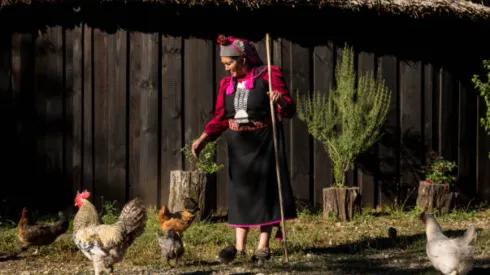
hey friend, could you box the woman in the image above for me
[191,34,297,261]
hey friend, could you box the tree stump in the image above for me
[416,180,454,214]
[323,187,362,221]
[168,170,208,221]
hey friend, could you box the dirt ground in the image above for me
[2,207,489,275]
[1,246,490,275]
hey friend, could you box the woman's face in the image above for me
[221,56,247,77]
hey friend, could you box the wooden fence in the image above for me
[1,24,489,214]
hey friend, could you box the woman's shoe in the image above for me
[251,247,271,262]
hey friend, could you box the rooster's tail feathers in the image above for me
[118,198,148,242]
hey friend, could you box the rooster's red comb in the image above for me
[76,189,91,199]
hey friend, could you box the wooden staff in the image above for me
[265,32,289,263]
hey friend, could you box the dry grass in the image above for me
[1,0,490,21]
[1,202,490,274]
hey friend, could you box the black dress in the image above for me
[223,67,297,227]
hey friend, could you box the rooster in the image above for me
[72,190,148,275]
[17,207,70,255]
[420,212,478,275]
[158,198,200,236]
[73,190,100,235]
[156,229,185,268]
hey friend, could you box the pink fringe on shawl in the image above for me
[225,66,265,95]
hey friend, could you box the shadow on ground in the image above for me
[289,228,490,275]
[303,229,470,254]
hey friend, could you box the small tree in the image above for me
[297,44,392,187]
[472,60,490,158]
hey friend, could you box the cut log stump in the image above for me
[416,180,453,214]
[323,187,362,221]
[169,170,208,221]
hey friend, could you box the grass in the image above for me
[1,202,490,274]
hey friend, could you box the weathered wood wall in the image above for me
[1,24,489,214]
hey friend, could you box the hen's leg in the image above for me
[32,248,39,256]
[93,257,104,275]
[93,261,101,275]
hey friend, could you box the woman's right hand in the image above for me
[191,134,209,158]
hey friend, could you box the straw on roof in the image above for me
[1,0,490,21]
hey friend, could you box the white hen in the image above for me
[420,212,478,275]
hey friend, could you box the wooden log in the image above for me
[168,170,208,220]
[323,187,362,221]
[416,180,454,214]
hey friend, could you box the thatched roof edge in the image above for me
[1,0,490,21]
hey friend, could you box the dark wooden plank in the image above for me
[183,38,216,211]
[72,24,86,197]
[33,31,48,202]
[0,32,13,208]
[139,33,160,207]
[253,38,267,64]
[399,61,423,197]
[11,33,36,209]
[50,27,66,202]
[129,32,159,206]
[106,30,128,206]
[82,25,94,198]
[128,32,141,203]
[183,38,215,166]
[423,63,434,154]
[439,69,458,162]
[432,66,441,152]
[378,55,398,205]
[273,38,282,68]
[81,26,96,203]
[312,42,334,207]
[357,51,377,207]
[161,35,183,207]
[0,31,11,98]
[35,27,66,206]
[64,25,77,200]
[70,25,83,198]
[93,29,109,209]
[278,39,293,189]
[457,81,477,197]
[0,33,12,121]
[289,42,311,204]
[214,42,228,215]
[10,34,21,94]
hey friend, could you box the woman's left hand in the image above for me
[267,91,286,108]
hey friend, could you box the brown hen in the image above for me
[158,198,199,235]
[17,207,70,255]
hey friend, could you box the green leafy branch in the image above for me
[472,59,490,158]
[181,138,224,174]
